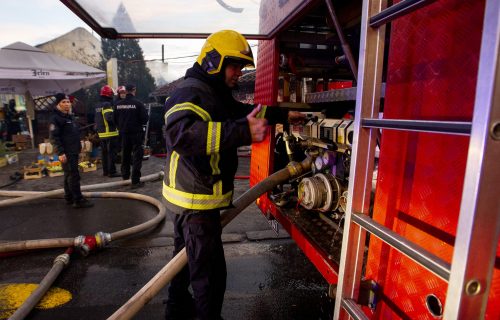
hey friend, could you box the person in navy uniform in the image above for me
[114,84,149,188]
[49,93,93,208]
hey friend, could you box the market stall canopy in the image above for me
[61,0,310,39]
[0,42,105,96]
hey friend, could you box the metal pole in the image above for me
[325,0,358,82]
[444,0,500,317]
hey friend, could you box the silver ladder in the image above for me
[333,0,500,319]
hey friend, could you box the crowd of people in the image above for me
[49,83,148,208]
[1,98,28,142]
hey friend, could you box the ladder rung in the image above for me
[369,0,437,27]
[361,118,471,135]
[341,298,370,320]
[352,213,451,281]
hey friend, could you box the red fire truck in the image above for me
[64,0,499,318]
[249,0,500,319]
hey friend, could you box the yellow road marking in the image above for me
[0,283,72,319]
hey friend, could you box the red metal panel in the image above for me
[250,37,278,218]
[259,0,316,37]
[250,34,339,284]
[268,205,339,284]
[365,0,500,318]
[250,38,279,189]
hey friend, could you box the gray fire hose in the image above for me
[1,174,165,320]
[0,191,165,253]
[9,248,73,320]
[0,172,162,208]
[107,157,312,320]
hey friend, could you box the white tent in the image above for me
[0,42,105,96]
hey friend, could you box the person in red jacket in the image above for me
[163,30,304,320]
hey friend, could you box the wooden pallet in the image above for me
[24,166,42,180]
[48,171,64,177]
[81,165,97,172]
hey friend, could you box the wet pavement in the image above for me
[0,149,329,320]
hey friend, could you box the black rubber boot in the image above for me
[131,181,145,189]
[72,198,94,209]
[165,296,196,320]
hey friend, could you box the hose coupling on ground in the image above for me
[74,232,111,256]
[53,253,71,267]
[95,232,112,248]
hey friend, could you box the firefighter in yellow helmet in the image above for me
[163,30,304,320]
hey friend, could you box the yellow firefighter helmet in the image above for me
[196,30,254,75]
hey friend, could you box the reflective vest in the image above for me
[163,76,254,213]
[95,101,118,139]
[162,64,285,213]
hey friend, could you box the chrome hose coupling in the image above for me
[74,235,90,256]
[53,253,70,267]
[95,232,111,249]
[74,232,109,256]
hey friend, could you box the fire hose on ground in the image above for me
[0,173,165,319]
[0,172,163,209]
[107,157,312,320]
[8,247,74,320]
[1,157,311,319]
[0,189,165,254]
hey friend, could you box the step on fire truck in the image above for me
[64,0,499,318]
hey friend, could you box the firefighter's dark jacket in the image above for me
[163,63,287,213]
[94,97,118,139]
[114,94,148,134]
[49,108,81,155]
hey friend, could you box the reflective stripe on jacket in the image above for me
[95,101,118,138]
[163,75,252,213]
[162,64,288,214]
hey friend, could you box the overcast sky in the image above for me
[0,0,257,83]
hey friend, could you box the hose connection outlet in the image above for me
[287,161,304,178]
[74,232,111,256]
[287,157,312,178]
[53,253,71,267]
